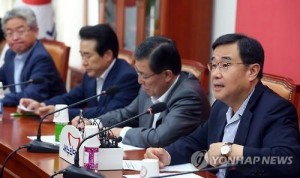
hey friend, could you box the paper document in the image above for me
[123,160,198,172]
[123,160,141,170]
[18,104,34,112]
[118,142,145,151]
[161,163,199,172]
[27,135,59,145]
[124,173,203,178]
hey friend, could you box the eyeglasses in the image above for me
[4,27,31,39]
[207,61,244,72]
[135,68,156,80]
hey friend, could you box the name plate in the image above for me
[59,125,124,169]
[59,125,84,166]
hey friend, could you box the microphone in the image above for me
[0,78,45,89]
[151,164,236,178]
[26,86,119,153]
[62,102,167,178]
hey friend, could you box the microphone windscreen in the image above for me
[148,102,167,114]
[31,78,45,84]
[104,86,119,95]
[116,136,122,142]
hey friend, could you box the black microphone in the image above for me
[111,136,122,148]
[150,164,236,178]
[62,102,167,178]
[26,86,119,153]
[0,78,45,89]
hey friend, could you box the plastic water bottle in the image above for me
[0,82,4,121]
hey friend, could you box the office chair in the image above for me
[181,59,209,95]
[41,38,70,83]
[262,73,299,104]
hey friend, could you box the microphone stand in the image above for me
[62,111,149,178]
[151,164,236,178]
[0,78,44,89]
[27,86,119,153]
[62,102,167,178]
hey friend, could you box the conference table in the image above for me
[0,106,216,178]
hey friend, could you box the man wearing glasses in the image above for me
[72,36,211,148]
[144,33,300,177]
[0,6,66,106]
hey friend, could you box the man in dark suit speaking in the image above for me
[20,24,140,120]
[144,33,300,178]
[73,36,211,148]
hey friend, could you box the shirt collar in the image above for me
[97,59,116,81]
[226,88,255,124]
[151,75,180,104]
[15,41,37,61]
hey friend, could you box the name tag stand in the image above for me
[59,125,123,170]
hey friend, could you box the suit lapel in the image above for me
[152,73,185,127]
[234,81,266,145]
[101,59,119,90]
[214,105,228,142]
[20,40,38,82]
[97,60,119,106]
[234,112,252,145]
[141,98,155,128]
[84,77,98,106]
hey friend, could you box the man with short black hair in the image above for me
[20,24,140,121]
[144,33,300,178]
[73,36,210,148]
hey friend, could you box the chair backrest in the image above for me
[181,59,209,95]
[41,39,70,83]
[262,73,300,128]
[118,49,134,66]
[261,73,298,105]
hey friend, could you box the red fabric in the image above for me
[236,0,300,83]
[23,0,51,5]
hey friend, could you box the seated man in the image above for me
[20,24,140,120]
[0,6,66,106]
[144,33,300,177]
[73,36,211,148]
[0,18,5,60]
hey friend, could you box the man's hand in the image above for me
[205,142,244,167]
[110,128,122,137]
[18,98,45,113]
[144,148,171,168]
[37,105,55,122]
[71,115,92,130]
[205,142,224,167]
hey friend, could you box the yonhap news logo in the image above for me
[191,150,208,169]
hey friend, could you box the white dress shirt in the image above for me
[96,59,116,101]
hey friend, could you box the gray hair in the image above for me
[1,6,37,31]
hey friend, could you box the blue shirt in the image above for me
[217,89,254,178]
[14,42,36,92]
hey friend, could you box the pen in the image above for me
[10,112,37,117]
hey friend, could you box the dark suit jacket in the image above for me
[99,72,211,148]
[166,81,300,177]
[0,40,66,106]
[45,59,140,119]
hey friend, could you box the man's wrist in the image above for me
[120,126,132,139]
